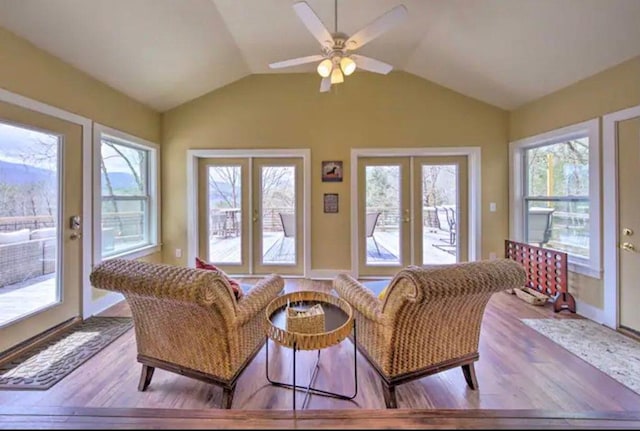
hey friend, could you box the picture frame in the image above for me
[323,193,339,213]
[321,161,343,182]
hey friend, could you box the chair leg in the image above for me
[382,383,397,408]
[222,386,235,409]
[372,236,382,256]
[138,365,155,392]
[461,363,478,390]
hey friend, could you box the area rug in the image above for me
[0,316,133,390]
[521,318,640,395]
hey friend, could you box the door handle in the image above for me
[621,242,635,252]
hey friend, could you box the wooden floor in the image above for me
[2,278,640,428]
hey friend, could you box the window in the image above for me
[94,124,159,260]
[510,119,600,277]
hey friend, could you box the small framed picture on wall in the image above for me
[322,161,343,182]
[323,193,339,213]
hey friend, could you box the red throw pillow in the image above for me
[195,257,244,301]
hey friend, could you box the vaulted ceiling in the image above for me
[1,0,639,112]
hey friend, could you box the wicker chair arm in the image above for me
[235,274,284,326]
[333,274,385,324]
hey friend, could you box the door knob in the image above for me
[621,242,635,252]
[623,228,634,236]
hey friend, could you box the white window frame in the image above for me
[509,118,601,278]
[93,124,160,263]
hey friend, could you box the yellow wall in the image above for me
[0,27,159,142]
[162,72,509,270]
[510,56,640,140]
[510,56,640,308]
[0,26,162,300]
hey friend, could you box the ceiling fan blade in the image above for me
[351,55,393,75]
[346,5,408,50]
[320,77,331,93]
[269,54,325,69]
[293,1,334,49]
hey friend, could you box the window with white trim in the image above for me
[95,125,159,260]
[510,119,600,277]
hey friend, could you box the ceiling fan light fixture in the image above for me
[317,58,333,78]
[340,56,356,76]
[330,67,344,84]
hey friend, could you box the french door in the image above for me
[0,101,83,353]
[358,156,468,276]
[199,157,304,275]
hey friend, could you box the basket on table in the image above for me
[286,303,325,334]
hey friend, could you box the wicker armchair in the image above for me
[89,259,284,409]
[333,259,526,408]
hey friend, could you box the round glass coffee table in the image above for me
[265,290,357,410]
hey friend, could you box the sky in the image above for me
[0,122,58,170]
[0,122,140,174]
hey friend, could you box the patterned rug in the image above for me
[0,316,133,390]
[521,318,640,395]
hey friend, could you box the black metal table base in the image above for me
[265,322,357,410]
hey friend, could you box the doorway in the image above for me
[353,148,478,278]
[603,104,640,335]
[190,150,310,277]
[0,101,83,353]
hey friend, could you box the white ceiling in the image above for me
[0,0,639,111]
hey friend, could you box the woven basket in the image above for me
[514,286,548,306]
[286,303,325,334]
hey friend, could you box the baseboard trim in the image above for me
[575,299,605,325]
[308,269,352,280]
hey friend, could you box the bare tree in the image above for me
[209,166,240,208]
[103,142,143,191]
[100,157,125,233]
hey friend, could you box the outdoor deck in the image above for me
[0,274,57,326]
[209,229,456,266]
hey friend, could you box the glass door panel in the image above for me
[359,158,410,276]
[198,158,249,274]
[253,158,303,275]
[0,102,82,353]
[414,156,468,265]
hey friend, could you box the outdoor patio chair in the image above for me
[277,212,295,254]
[366,212,382,256]
[445,206,456,245]
[210,211,226,238]
[333,259,527,408]
[527,207,555,247]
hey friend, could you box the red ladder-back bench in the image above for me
[505,239,576,313]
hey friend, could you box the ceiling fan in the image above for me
[269,0,408,93]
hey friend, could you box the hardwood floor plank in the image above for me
[1,278,639,426]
